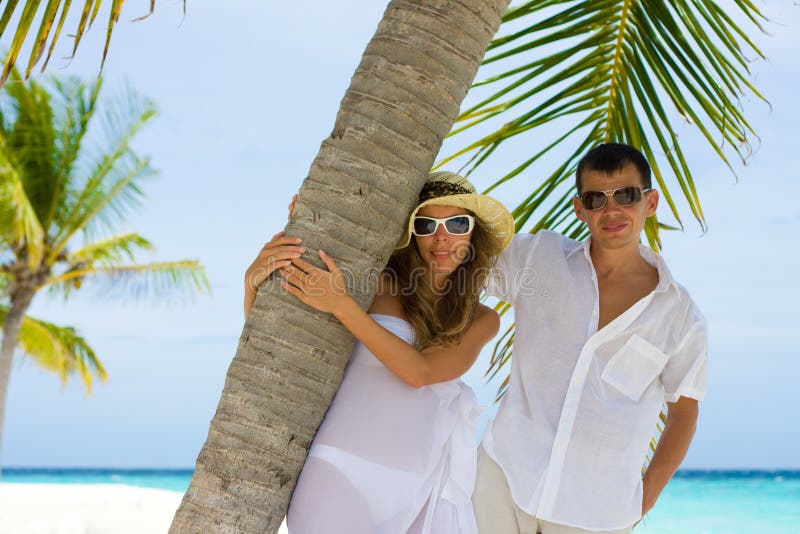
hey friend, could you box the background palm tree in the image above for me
[0,71,209,471]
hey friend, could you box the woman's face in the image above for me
[413,204,474,274]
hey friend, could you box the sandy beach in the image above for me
[0,483,288,534]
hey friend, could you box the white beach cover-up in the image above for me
[287,313,480,534]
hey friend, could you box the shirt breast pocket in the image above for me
[601,334,669,402]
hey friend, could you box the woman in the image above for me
[244,172,514,533]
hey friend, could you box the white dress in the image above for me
[287,313,481,534]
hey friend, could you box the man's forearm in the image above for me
[641,398,699,515]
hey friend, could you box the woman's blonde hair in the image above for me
[385,214,500,349]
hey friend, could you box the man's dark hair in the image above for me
[575,143,651,193]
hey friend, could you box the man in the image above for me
[473,143,707,533]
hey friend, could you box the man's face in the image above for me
[572,163,659,251]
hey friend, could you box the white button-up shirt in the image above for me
[483,230,708,530]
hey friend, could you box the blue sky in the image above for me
[3,2,799,469]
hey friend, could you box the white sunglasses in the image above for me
[411,214,475,236]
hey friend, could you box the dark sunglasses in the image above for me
[576,186,652,210]
[412,214,475,236]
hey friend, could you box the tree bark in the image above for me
[0,288,35,475]
[170,1,510,531]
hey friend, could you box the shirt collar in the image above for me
[567,235,678,294]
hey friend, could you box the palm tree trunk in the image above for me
[0,288,35,475]
[170,1,510,531]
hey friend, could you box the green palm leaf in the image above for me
[67,231,154,267]
[0,149,45,266]
[47,83,157,260]
[45,260,211,300]
[0,305,106,392]
[437,0,766,399]
[0,0,178,87]
[2,69,59,227]
[45,76,102,232]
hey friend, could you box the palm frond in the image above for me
[0,0,42,86]
[70,0,105,60]
[440,0,765,239]
[45,259,211,301]
[66,231,154,268]
[0,305,106,392]
[0,148,45,266]
[0,2,22,38]
[100,0,124,71]
[1,69,60,227]
[452,0,766,397]
[22,0,62,79]
[44,76,102,232]
[40,0,73,72]
[0,0,181,88]
[48,85,157,261]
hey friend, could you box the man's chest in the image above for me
[596,273,658,330]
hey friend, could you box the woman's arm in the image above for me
[280,254,500,387]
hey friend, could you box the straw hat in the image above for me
[395,171,515,256]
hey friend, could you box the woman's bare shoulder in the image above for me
[472,304,500,338]
[367,271,405,317]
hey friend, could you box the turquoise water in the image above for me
[3,469,798,532]
[637,471,800,533]
[2,467,193,493]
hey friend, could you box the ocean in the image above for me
[2,469,798,533]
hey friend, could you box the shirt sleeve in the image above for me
[485,233,537,303]
[661,310,708,404]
